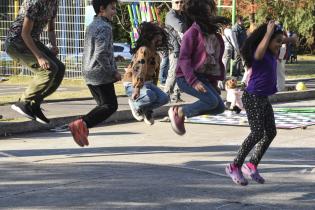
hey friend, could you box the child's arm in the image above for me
[47,18,58,55]
[94,27,116,76]
[153,55,160,85]
[254,21,275,60]
[178,28,198,86]
[21,17,50,70]
[131,47,148,89]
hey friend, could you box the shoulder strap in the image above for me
[224,34,235,50]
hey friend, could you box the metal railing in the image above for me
[0,0,88,79]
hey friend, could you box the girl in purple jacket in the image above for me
[226,21,284,186]
[168,0,229,135]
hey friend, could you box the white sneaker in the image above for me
[143,111,154,125]
[128,99,143,121]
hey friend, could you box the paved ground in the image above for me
[0,99,314,209]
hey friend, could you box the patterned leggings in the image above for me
[234,91,277,167]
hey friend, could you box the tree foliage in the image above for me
[237,0,315,53]
[112,1,314,53]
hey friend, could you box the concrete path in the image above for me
[0,111,315,209]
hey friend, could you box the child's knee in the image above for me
[267,129,277,140]
[160,93,170,105]
[146,89,158,102]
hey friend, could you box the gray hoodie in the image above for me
[82,16,117,85]
[165,9,187,56]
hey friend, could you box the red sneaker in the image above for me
[168,106,186,135]
[69,119,89,147]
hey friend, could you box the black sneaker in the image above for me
[143,110,154,125]
[11,102,35,120]
[31,103,50,124]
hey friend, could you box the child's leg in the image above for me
[35,42,65,101]
[176,77,225,118]
[6,41,64,104]
[249,101,277,166]
[143,83,169,110]
[82,83,118,128]
[130,83,167,113]
[233,91,268,167]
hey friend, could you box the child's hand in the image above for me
[132,88,140,100]
[267,20,276,35]
[37,57,50,70]
[193,81,207,93]
[114,72,122,82]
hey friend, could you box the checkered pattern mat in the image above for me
[185,111,315,129]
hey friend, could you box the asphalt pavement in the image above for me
[0,112,314,209]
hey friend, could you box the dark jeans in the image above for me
[82,83,118,128]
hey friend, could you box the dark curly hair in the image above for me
[241,23,284,68]
[184,0,230,35]
[132,22,170,54]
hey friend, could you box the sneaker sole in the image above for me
[11,104,35,120]
[128,100,144,121]
[168,108,185,136]
[35,117,50,124]
[225,166,248,186]
[241,167,265,184]
[144,118,154,125]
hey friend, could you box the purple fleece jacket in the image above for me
[176,22,225,86]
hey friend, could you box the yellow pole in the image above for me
[14,0,19,18]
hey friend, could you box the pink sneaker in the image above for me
[242,163,265,184]
[225,163,248,186]
[168,106,186,135]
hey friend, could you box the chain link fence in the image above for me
[0,0,90,79]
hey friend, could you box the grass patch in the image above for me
[0,81,126,105]
[286,55,315,79]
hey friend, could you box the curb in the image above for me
[269,90,315,103]
[1,90,315,137]
[0,105,170,138]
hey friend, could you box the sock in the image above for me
[247,162,257,170]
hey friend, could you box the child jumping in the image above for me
[68,0,121,147]
[123,22,169,125]
[5,0,65,124]
[168,0,228,135]
[226,20,284,186]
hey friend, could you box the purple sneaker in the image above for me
[225,163,248,186]
[242,163,265,184]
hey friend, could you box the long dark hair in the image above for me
[241,23,284,68]
[184,0,230,35]
[132,22,170,54]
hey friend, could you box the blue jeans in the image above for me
[159,54,169,84]
[124,82,169,112]
[176,76,225,118]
